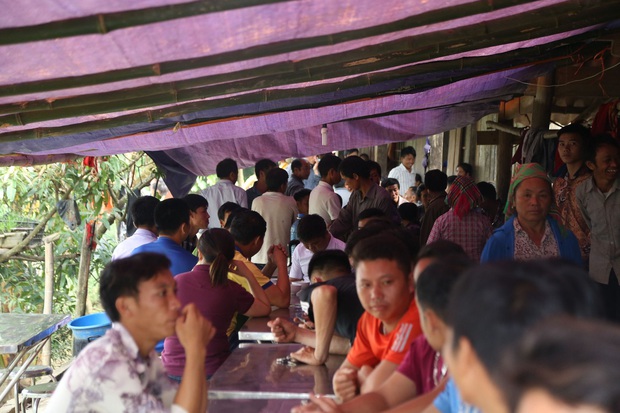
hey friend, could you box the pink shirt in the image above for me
[397,335,445,395]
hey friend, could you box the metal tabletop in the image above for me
[209,343,344,399]
[0,313,70,353]
[0,313,70,404]
[208,398,308,413]
[238,295,304,342]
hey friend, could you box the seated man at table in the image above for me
[325,234,422,401]
[132,198,198,276]
[290,214,346,282]
[294,244,471,413]
[112,195,160,260]
[47,253,215,413]
[269,250,364,365]
[228,209,290,308]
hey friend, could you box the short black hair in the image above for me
[357,207,386,221]
[344,225,386,256]
[400,146,416,158]
[344,148,359,156]
[415,173,423,184]
[318,154,342,177]
[266,167,289,191]
[447,259,603,380]
[416,258,473,320]
[476,181,497,201]
[130,196,160,227]
[182,193,208,212]
[585,133,619,164]
[216,158,238,179]
[381,177,400,189]
[99,253,171,322]
[416,184,426,198]
[229,210,267,245]
[297,214,327,242]
[291,158,306,172]
[457,162,473,176]
[424,169,448,192]
[502,317,620,413]
[417,240,466,261]
[557,123,590,142]
[217,201,241,222]
[293,189,311,203]
[223,206,248,229]
[339,156,370,179]
[254,158,277,178]
[367,160,382,176]
[154,198,190,235]
[352,234,411,278]
[398,203,419,223]
[447,175,457,186]
[308,250,352,280]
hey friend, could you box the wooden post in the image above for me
[76,226,93,318]
[442,131,450,173]
[42,233,60,366]
[531,73,554,130]
[496,102,514,205]
[463,124,477,170]
[375,144,389,178]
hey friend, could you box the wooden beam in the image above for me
[0,0,295,46]
[477,130,521,145]
[1,0,615,98]
[0,32,596,122]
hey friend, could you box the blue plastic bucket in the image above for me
[68,312,111,356]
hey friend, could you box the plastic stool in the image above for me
[21,382,58,413]
[1,366,54,413]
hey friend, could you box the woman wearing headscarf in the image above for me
[481,163,581,264]
[427,175,491,261]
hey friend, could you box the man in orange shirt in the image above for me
[330,234,422,402]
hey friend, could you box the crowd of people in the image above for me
[48,128,620,413]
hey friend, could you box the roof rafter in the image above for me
[0,39,604,144]
[0,0,295,46]
[0,0,571,98]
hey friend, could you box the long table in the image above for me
[239,295,304,342]
[208,343,344,411]
[0,313,70,403]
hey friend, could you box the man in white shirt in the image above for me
[112,196,159,260]
[309,154,342,226]
[251,168,298,265]
[290,214,346,282]
[388,146,417,191]
[201,158,247,228]
[47,253,215,413]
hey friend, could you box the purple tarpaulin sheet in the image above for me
[0,0,618,173]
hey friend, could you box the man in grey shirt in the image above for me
[330,156,400,242]
[577,134,620,321]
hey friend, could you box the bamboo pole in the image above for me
[0,41,595,142]
[486,121,557,139]
[0,0,295,46]
[0,0,613,98]
[75,226,93,318]
[42,233,60,366]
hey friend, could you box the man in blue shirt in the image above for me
[132,198,197,276]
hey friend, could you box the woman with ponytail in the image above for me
[162,228,271,380]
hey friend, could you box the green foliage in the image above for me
[0,153,156,367]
